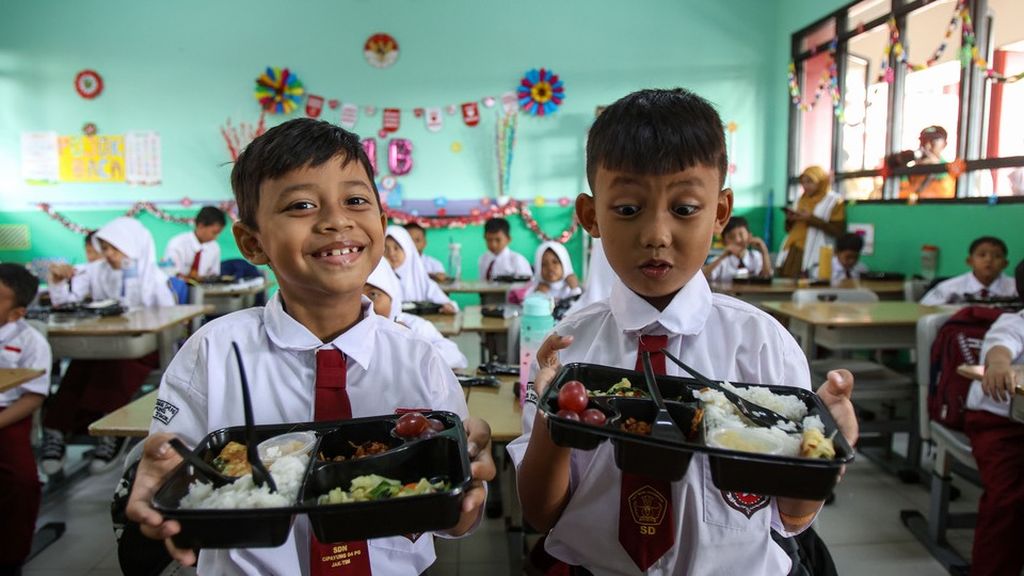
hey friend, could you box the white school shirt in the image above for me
[967,309,1024,417]
[0,320,51,408]
[164,231,221,277]
[151,292,468,576]
[920,272,1017,306]
[422,254,446,277]
[507,273,813,576]
[397,312,468,370]
[709,250,765,282]
[829,256,868,285]
[478,247,532,280]
[50,260,109,305]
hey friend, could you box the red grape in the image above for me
[427,418,446,432]
[418,428,439,440]
[555,409,580,421]
[557,381,589,414]
[395,412,429,438]
[580,408,607,427]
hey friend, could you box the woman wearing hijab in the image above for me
[384,225,457,314]
[364,260,467,370]
[42,218,176,476]
[526,241,581,300]
[777,166,847,278]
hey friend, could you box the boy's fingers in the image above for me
[536,333,573,369]
[166,539,196,567]
[461,482,487,514]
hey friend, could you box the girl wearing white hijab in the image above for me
[384,225,457,314]
[526,241,581,300]
[42,218,174,476]
[565,237,615,316]
[364,260,468,370]
[49,217,175,308]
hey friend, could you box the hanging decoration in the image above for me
[38,201,238,232]
[461,102,480,127]
[959,4,1024,83]
[361,138,378,174]
[425,107,443,132]
[946,158,967,179]
[220,113,267,161]
[328,99,340,110]
[501,91,518,114]
[74,70,104,99]
[518,68,565,116]
[450,141,463,153]
[364,33,400,69]
[388,139,413,175]
[386,199,579,244]
[340,104,359,128]
[306,94,325,118]
[495,111,518,200]
[82,122,98,136]
[254,67,304,114]
[725,121,739,187]
[787,39,842,118]
[382,108,401,133]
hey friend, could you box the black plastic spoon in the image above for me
[168,438,233,488]
[232,341,277,493]
[640,351,686,442]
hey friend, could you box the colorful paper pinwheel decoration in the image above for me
[254,67,305,115]
[517,68,565,116]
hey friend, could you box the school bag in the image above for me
[927,305,1006,430]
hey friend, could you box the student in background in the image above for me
[365,260,468,370]
[164,206,227,279]
[526,241,581,300]
[0,265,52,576]
[478,217,532,281]
[510,88,857,575]
[566,237,615,316]
[920,236,1016,305]
[815,232,868,285]
[47,231,106,304]
[42,218,175,476]
[897,125,955,200]
[777,166,846,278]
[961,259,1024,576]
[125,118,492,574]
[384,225,457,314]
[404,222,448,282]
[702,216,772,282]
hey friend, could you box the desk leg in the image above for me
[494,441,524,576]
[790,319,816,358]
[157,326,183,370]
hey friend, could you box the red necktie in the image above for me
[980,288,990,299]
[486,259,495,281]
[618,334,674,571]
[310,349,371,575]
[188,250,202,278]
[845,268,852,279]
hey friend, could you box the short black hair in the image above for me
[404,222,425,234]
[836,233,865,253]
[919,125,948,145]
[85,231,96,246]
[0,264,39,308]
[195,206,227,228]
[230,118,380,229]
[484,218,511,236]
[586,88,728,191]
[969,236,1007,257]
[722,217,749,237]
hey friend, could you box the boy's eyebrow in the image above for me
[609,176,648,188]
[277,182,322,196]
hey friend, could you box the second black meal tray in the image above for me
[152,411,471,550]
[540,363,854,499]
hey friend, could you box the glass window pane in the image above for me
[839,176,884,201]
[801,19,836,53]
[841,25,891,172]
[982,0,1024,159]
[846,0,890,32]
[964,168,1024,198]
[796,52,836,174]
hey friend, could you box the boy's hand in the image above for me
[748,237,767,250]
[723,243,745,256]
[533,333,574,396]
[566,274,580,289]
[48,263,76,284]
[982,362,1018,403]
[441,303,457,315]
[447,417,496,536]
[818,370,858,448]
[125,433,196,566]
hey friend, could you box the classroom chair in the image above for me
[901,310,976,574]
[167,276,189,305]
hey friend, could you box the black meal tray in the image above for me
[540,363,854,499]
[860,271,905,282]
[401,301,443,315]
[730,276,773,285]
[152,411,470,549]
[491,274,532,283]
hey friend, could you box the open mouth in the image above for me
[639,259,672,279]
[312,244,365,266]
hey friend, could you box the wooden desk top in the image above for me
[957,364,984,381]
[461,305,515,334]
[760,301,943,327]
[89,390,156,437]
[466,375,521,443]
[200,279,272,297]
[45,304,211,336]
[711,279,904,296]
[419,311,464,337]
[0,368,46,393]
[442,281,525,295]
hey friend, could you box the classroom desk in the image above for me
[461,305,516,334]
[419,311,464,337]
[761,300,945,357]
[957,364,984,381]
[88,390,157,437]
[710,278,906,304]
[193,279,271,315]
[0,368,46,393]
[442,281,526,305]
[462,305,519,364]
[46,305,211,368]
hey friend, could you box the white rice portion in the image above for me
[179,453,309,510]
[696,383,826,457]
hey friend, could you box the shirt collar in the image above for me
[0,321,18,345]
[263,292,377,370]
[609,272,712,336]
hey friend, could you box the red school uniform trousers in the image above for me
[0,409,42,566]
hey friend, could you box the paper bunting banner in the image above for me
[425,107,443,132]
[254,67,304,115]
[306,94,324,118]
[501,91,518,114]
[340,104,359,128]
[462,102,480,127]
[383,108,401,133]
[328,99,340,110]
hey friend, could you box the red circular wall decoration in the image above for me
[74,70,104,99]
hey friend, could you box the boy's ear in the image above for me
[379,213,388,238]
[713,188,735,234]
[233,222,269,265]
[576,194,599,238]
[7,306,26,324]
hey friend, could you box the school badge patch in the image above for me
[628,485,668,526]
[721,491,769,519]
[153,399,180,425]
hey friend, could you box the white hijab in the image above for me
[528,241,575,298]
[95,217,175,307]
[567,237,615,314]
[386,225,452,306]
[366,259,403,321]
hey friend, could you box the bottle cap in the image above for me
[522,293,553,317]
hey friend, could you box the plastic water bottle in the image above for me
[122,258,141,308]
[519,293,555,407]
[448,240,462,283]
[920,245,939,280]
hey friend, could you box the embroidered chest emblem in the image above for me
[721,491,770,519]
[628,485,668,526]
[153,399,180,425]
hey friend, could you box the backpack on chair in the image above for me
[927,306,1005,430]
